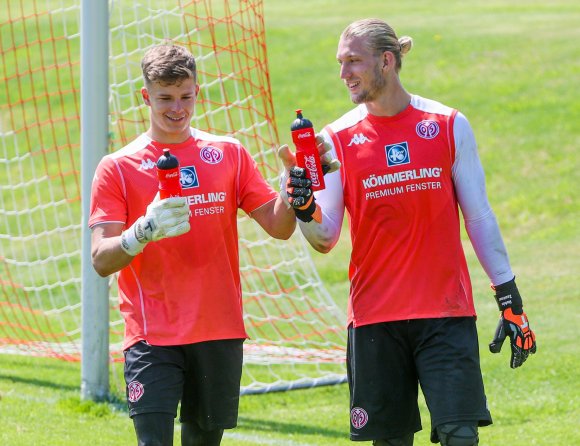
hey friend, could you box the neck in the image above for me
[365,78,411,117]
[146,127,191,144]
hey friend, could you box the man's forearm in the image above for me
[92,235,135,277]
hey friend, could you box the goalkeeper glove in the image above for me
[285,166,322,223]
[120,196,191,256]
[278,136,340,224]
[489,277,537,368]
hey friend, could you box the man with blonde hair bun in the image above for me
[279,18,536,446]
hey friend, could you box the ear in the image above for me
[381,51,396,71]
[141,87,150,105]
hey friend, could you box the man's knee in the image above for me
[372,432,414,446]
[181,420,224,446]
[436,423,479,446]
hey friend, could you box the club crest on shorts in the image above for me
[385,142,410,167]
[350,407,369,429]
[200,146,223,164]
[416,120,440,139]
[127,380,144,403]
[180,166,200,189]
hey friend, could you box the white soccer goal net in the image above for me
[0,0,347,395]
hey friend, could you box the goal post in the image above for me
[80,0,110,402]
[0,0,347,401]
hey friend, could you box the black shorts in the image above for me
[347,317,492,442]
[124,338,244,430]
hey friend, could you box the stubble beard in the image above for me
[350,64,386,105]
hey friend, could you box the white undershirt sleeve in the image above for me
[453,112,514,286]
[297,129,345,253]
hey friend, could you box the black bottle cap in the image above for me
[157,148,179,169]
[291,108,313,131]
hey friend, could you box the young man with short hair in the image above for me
[90,44,297,446]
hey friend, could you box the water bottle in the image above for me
[291,109,325,191]
[156,148,182,199]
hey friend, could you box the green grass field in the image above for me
[1,0,579,444]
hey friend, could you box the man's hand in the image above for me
[121,196,190,256]
[278,135,340,175]
[489,278,537,368]
[317,136,341,176]
[285,166,320,223]
[277,134,340,223]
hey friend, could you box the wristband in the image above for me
[293,195,317,222]
[492,277,523,314]
[120,219,148,256]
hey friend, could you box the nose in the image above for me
[339,63,350,80]
[170,100,183,111]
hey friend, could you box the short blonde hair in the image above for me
[141,44,197,86]
[341,18,413,72]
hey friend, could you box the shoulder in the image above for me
[95,134,156,179]
[326,104,369,133]
[408,96,474,137]
[96,134,154,173]
[191,128,250,162]
[453,111,476,150]
[193,128,260,171]
[107,133,152,161]
[410,95,456,117]
[192,127,242,146]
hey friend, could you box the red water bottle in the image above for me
[291,109,325,191]
[157,148,182,199]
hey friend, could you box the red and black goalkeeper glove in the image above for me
[286,166,322,223]
[489,277,537,368]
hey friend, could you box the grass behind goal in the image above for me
[1,0,579,445]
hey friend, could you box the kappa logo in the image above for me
[348,133,371,146]
[127,380,144,403]
[180,165,200,189]
[350,407,369,429]
[385,141,410,167]
[139,159,156,170]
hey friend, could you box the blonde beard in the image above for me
[350,64,386,104]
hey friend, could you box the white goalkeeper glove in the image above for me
[120,197,191,256]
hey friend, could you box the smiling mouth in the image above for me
[347,81,360,90]
[166,115,185,122]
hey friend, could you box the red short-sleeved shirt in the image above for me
[89,128,277,349]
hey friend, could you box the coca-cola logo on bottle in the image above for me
[304,155,320,187]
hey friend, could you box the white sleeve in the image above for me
[297,129,345,253]
[453,112,514,286]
